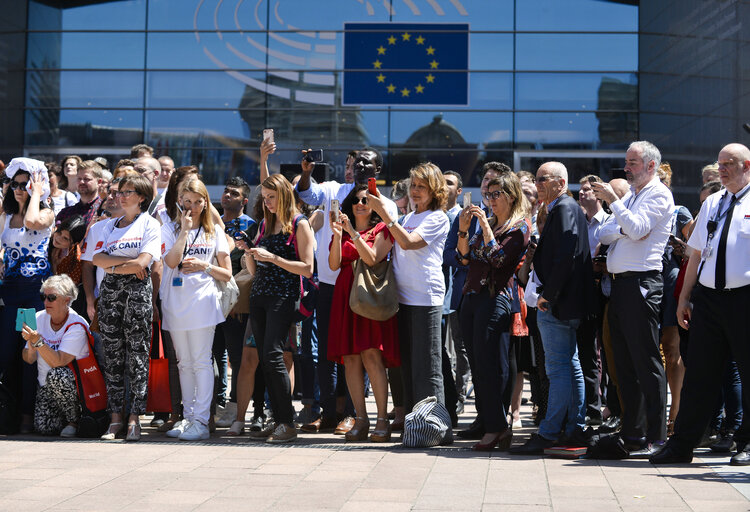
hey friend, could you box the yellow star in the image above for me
[373,59,382,69]
[416,35,425,45]
[376,73,386,83]
[387,35,397,45]
[401,87,410,97]
[426,74,435,83]
[426,46,435,55]
[402,32,411,41]
[377,46,386,55]
[429,60,439,69]
[386,83,396,93]
[415,84,425,93]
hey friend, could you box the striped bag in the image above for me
[402,396,453,448]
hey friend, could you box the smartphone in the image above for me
[233,231,253,248]
[16,308,37,332]
[368,177,378,196]
[303,149,324,163]
[463,191,472,209]
[331,199,340,222]
[263,128,274,143]
[176,203,183,215]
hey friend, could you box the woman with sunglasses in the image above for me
[456,173,530,451]
[92,174,161,442]
[1,168,55,433]
[328,185,399,442]
[20,275,90,437]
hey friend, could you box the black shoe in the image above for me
[622,436,648,452]
[249,415,265,432]
[696,428,720,448]
[649,442,693,464]
[711,432,737,453]
[730,446,750,466]
[629,442,664,459]
[598,416,621,434]
[559,426,594,448]
[585,415,603,427]
[457,420,485,440]
[508,433,556,455]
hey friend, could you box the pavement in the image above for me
[1,390,749,511]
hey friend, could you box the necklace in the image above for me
[50,312,70,331]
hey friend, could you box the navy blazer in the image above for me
[533,194,597,321]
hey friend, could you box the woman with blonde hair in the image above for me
[160,178,232,441]
[368,162,450,415]
[244,174,314,443]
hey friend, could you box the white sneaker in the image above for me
[60,425,77,438]
[215,402,237,428]
[166,419,191,438]
[179,421,210,441]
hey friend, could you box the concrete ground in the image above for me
[1,389,749,511]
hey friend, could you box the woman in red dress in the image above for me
[328,185,400,442]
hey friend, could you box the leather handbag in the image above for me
[348,257,399,321]
[230,268,254,315]
[146,322,172,413]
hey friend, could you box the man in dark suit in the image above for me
[510,161,596,455]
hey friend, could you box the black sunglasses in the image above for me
[353,197,368,205]
[40,293,58,302]
[10,181,29,190]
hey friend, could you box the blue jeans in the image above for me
[537,309,584,440]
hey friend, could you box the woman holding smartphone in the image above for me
[328,185,399,442]
[457,173,530,450]
[244,174,314,444]
[161,178,232,441]
[92,174,161,442]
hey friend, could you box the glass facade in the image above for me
[6,0,645,189]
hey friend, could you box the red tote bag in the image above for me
[146,321,172,413]
[66,322,108,412]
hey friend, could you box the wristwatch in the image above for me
[386,219,396,229]
[33,338,45,348]
[205,264,213,274]
[457,230,468,239]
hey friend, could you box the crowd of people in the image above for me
[0,139,748,467]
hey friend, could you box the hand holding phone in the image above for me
[463,192,472,209]
[263,128,274,143]
[368,177,378,196]
[303,149,324,163]
[331,199,340,222]
[16,308,37,332]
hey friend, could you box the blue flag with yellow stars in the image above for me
[343,23,469,105]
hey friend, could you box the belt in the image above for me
[610,270,659,280]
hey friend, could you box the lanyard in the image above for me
[178,225,202,270]
[706,187,750,239]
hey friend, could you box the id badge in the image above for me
[701,246,713,260]
[172,277,183,287]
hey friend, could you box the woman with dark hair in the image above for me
[328,185,399,442]
[457,173,531,450]
[46,162,77,215]
[61,155,82,195]
[244,174,314,443]
[93,174,161,442]
[49,215,87,316]
[1,167,55,433]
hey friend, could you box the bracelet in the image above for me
[33,337,45,348]
[351,232,361,241]
[386,219,396,229]
[111,266,116,274]
[205,264,212,274]
[457,230,468,239]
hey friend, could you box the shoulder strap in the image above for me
[63,321,95,354]
[286,214,304,259]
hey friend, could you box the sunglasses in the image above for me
[40,293,58,302]
[10,181,29,190]
[483,191,504,201]
[536,175,558,183]
[353,197,368,205]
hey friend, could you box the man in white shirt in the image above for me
[652,143,750,466]
[593,141,675,457]
[296,148,398,434]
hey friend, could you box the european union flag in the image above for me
[343,23,469,105]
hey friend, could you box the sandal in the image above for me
[344,416,370,442]
[369,417,392,443]
[125,423,141,442]
[101,422,123,441]
[227,420,245,436]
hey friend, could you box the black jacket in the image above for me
[533,194,596,321]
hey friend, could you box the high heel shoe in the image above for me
[472,428,513,451]
[370,417,392,443]
[100,422,122,441]
[125,422,141,442]
[344,416,370,442]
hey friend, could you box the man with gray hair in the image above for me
[593,141,675,457]
[510,161,596,454]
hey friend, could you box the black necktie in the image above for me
[715,195,736,290]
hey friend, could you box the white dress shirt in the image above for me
[586,208,611,258]
[688,182,750,290]
[599,176,675,273]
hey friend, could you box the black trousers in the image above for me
[671,284,750,449]
[576,314,602,421]
[608,271,666,443]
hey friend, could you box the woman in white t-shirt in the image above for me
[46,162,78,215]
[161,179,232,441]
[21,275,90,437]
[368,162,450,416]
[92,174,161,442]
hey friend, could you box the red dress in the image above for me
[327,222,400,367]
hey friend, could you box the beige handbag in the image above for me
[348,258,399,321]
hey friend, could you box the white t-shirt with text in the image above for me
[29,310,90,386]
[92,213,162,264]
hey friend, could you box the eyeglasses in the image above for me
[483,191,504,201]
[10,181,29,190]
[353,197,368,205]
[115,190,136,198]
[536,175,558,183]
[40,293,58,302]
[134,166,152,175]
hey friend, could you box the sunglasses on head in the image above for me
[353,197,368,205]
[10,181,29,190]
[40,293,58,302]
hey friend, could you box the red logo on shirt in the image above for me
[161,243,166,255]
[95,241,103,250]
[81,242,87,252]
